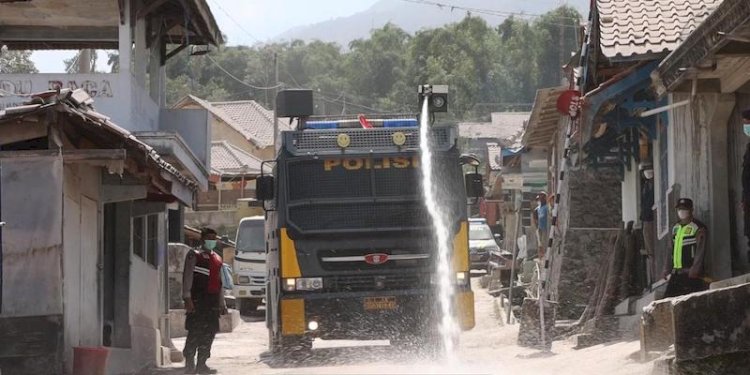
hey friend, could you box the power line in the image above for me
[399,0,582,28]
[207,0,266,46]
[205,54,284,90]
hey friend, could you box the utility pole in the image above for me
[272,52,279,150]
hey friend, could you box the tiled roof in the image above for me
[656,0,750,92]
[178,96,295,148]
[211,141,267,176]
[458,112,529,145]
[597,0,723,61]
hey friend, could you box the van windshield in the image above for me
[236,220,265,253]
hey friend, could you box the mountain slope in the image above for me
[275,0,589,47]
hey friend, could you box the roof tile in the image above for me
[597,0,723,60]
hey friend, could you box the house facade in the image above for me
[0,1,222,373]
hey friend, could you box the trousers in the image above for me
[183,293,220,365]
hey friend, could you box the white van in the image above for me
[233,216,266,314]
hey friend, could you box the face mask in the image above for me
[744,124,750,137]
[203,239,217,250]
[644,170,654,179]
[677,210,690,220]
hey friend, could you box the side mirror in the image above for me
[256,175,275,201]
[465,173,483,198]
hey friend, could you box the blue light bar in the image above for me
[305,121,338,129]
[305,118,418,129]
[383,119,418,128]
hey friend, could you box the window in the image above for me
[146,215,158,267]
[133,216,145,259]
[132,214,160,267]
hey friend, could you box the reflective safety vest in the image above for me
[672,222,701,269]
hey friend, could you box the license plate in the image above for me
[471,254,482,261]
[239,290,247,296]
[364,296,397,311]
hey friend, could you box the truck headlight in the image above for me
[283,277,323,291]
[456,272,469,286]
[239,276,250,284]
[296,277,324,291]
[283,278,296,292]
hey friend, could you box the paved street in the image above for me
[163,277,651,375]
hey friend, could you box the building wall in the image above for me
[0,156,65,374]
[669,93,735,280]
[726,94,750,275]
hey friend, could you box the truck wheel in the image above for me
[239,299,259,315]
[278,335,313,362]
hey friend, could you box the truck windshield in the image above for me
[469,224,493,240]
[236,220,265,253]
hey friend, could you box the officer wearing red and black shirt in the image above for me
[182,228,227,374]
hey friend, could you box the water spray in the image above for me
[418,84,459,358]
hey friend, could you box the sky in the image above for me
[31,0,380,73]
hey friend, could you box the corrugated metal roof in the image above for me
[210,141,266,176]
[597,0,723,61]
[458,112,529,145]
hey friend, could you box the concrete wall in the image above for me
[670,93,736,280]
[161,108,211,168]
[0,156,65,374]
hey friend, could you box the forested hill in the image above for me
[165,6,582,122]
[275,0,589,48]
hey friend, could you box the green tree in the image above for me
[0,49,39,74]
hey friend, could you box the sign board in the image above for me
[556,89,582,118]
[487,142,503,171]
[502,173,524,190]
[0,74,118,111]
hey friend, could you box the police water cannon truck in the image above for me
[255,85,481,355]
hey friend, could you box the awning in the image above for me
[523,86,568,147]
[656,0,750,93]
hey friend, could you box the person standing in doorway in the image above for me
[663,198,708,298]
[534,192,549,259]
[183,228,227,374]
[640,163,656,288]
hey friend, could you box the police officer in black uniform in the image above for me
[182,228,227,374]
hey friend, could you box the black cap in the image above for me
[676,198,693,210]
[742,109,750,120]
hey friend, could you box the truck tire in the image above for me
[277,335,313,362]
[239,299,259,315]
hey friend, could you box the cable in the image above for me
[205,54,284,90]
[399,0,582,28]
[208,0,266,45]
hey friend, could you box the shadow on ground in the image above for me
[258,342,435,369]
[240,308,265,323]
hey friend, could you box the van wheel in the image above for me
[240,299,259,315]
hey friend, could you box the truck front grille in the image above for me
[324,273,429,292]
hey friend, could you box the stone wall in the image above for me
[556,229,619,319]
[546,162,622,320]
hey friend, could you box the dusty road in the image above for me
[166,277,651,375]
